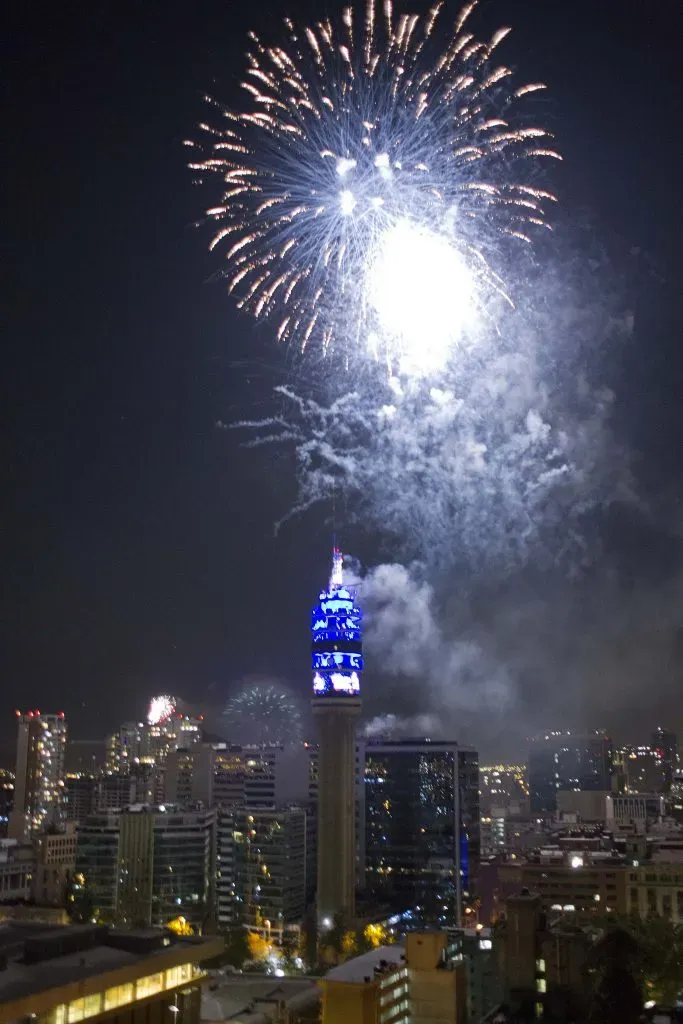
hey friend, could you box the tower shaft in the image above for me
[313,696,361,923]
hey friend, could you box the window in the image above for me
[136,972,164,999]
[536,959,546,974]
[104,983,133,1010]
[536,978,547,994]
[662,894,672,919]
[647,889,657,914]
[165,964,193,989]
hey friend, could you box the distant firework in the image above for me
[223,682,303,746]
[189,0,558,375]
[147,694,177,725]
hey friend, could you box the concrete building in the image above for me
[319,932,467,1024]
[232,806,307,938]
[626,862,683,922]
[164,743,307,809]
[10,711,67,838]
[496,891,595,1020]
[74,805,214,930]
[0,770,14,837]
[0,838,34,902]
[32,823,77,907]
[311,550,363,926]
[496,855,629,920]
[0,924,222,1024]
[361,739,480,926]
[528,730,612,815]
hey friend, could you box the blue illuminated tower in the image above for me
[311,548,362,926]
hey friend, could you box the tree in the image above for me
[631,915,683,1007]
[587,926,643,1024]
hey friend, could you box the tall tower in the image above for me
[311,548,362,926]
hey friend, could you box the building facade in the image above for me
[361,739,480,926]
[0,926,223,1024]
[319,933,467,1024]
[232,805,307,936]
[74,805,214,930]
[10,711,67,837]
[528,730,612,815]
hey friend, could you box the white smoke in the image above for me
[351,561,516,716]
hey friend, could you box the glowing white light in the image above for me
[147,695,176,725]
[336,157,357,177]
[570,855,583,870]
[339,189,356,215]
[367,218,477,375]
[330,548,344,587]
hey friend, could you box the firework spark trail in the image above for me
[189,0,559,374]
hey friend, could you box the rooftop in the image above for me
[0,925,221,1008]
[324,945,405,984]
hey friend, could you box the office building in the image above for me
[0,837,34,902]
[74,805,214,930]
[479,763,529,816]
[65,774,98,825]
[615,744,667,794]
[106,714,201,773]
[652,726,678,793]
[0,924,222,1024]
[10,710,67,837]
[32,822,78,906]
[319,932,467,1024]
[361,739,480,925]
[164,742,307,808]
[232,805,307,937]
[0,769,14,837]
[496,891,595,1020]
[528,730,612,815]
[311,548,363,925]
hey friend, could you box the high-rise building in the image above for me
[231,805,308,938]
[164,742,307,808]
[652,726,678,793]
[528,731,612,815]
[311,548,363,926]
[64,774,99,825]
[10,710,67,837]
[74,805,214,930]
[615,745,666,794]
[361,739,480,925]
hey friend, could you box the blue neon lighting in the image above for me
[311,550,363,696]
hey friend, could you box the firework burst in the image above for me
[223,681,304,746]
[189,0,559,375]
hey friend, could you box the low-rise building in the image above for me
[319,933,468,1024]
[32,824,77,906]
[496,891,595,1020]
[0,924,222,1024]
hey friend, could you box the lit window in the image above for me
[536,978,546,993]
[104,984,133,1011]
[136,972,164,999]
[536,958,546,974]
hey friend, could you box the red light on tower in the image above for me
[27,711,34,718]
[15,710,21,717]
[58,712,65,719]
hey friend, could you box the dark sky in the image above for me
[4,0,682,761]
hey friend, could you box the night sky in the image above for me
[4,0,683,761]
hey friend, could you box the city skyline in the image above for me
[4,0,683,762]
